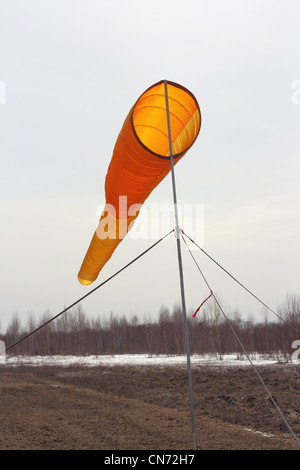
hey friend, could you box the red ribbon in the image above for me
[192,292,213,317]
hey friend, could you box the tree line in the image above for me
[1,293,300,360]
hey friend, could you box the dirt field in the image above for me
[0,360,300,451]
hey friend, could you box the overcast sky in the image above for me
[1,0,300,331]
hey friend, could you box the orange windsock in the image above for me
[78,80,201,285]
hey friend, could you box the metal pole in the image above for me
[164,80,197,450]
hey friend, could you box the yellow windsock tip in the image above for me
[78,274,93,286]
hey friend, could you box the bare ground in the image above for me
[0,361,300,451]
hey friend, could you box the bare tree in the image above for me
[6,313,23,354]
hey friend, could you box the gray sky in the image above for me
[1,0,300,331]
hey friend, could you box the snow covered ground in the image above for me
[0,353,294,367]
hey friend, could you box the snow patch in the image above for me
[244,427,275,438]
[1,353,284,368]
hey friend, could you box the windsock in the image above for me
[78,80,201,285]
